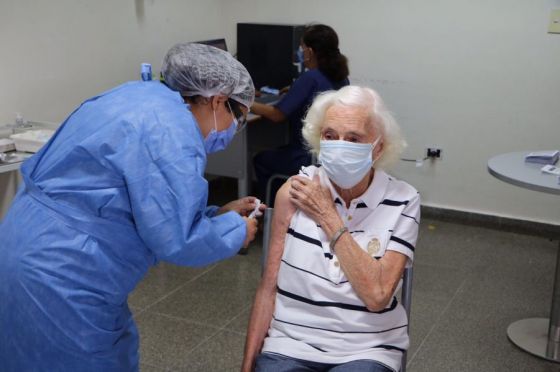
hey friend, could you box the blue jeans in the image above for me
[255,352,394,372]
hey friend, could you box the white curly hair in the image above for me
[302,85,406,169]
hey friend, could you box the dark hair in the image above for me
[302,24,349,83]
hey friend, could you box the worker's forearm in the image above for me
[250,102,285,122]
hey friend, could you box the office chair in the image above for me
[264,174,290,206]
[261,207,413,372]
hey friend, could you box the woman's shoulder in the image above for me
[296,69,326,83]
[381,170,420,200]
[301,69,347,90]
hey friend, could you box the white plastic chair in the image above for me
[261,207,413,372]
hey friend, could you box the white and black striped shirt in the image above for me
[262,166,420,371]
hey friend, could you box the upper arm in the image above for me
[252,102,285,123]
[387,192,421,266]
[275,73,316,117]
[380,191,421,293]
[261,180,296,290]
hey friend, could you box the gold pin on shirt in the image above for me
[367,238,381,256]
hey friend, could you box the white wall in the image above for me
[1,0,559,225]
[0,0,228,218]
[0,0,229,124]
[221,0,560,225]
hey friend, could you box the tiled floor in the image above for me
[130,182,560,372]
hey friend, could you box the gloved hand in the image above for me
[218,196,266,217]
[242,216,259,248]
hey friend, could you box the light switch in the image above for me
[549,9,560,34]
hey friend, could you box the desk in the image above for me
[488,151,560,363]
[0,160,24,174]
[0,122,58,175]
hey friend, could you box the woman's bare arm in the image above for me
[241,182,296,372]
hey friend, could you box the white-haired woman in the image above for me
[242,85,420,372]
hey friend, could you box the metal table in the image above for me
[0,121,58,175]
[0,152,34,174]
[488,151,560,363]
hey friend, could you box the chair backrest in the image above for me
[400,266,413,372]
[261,207,413,372]
[264,154,318,207]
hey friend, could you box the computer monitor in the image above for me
[237,23,304,90]
[195,38,228,52]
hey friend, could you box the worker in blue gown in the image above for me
[0,43,262,371]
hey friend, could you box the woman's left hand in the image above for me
[289,175,337,224]
[218,196,266,217]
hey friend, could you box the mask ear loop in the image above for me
[212,108,218,132]
[226,100,240,133]
[372,136,382,163]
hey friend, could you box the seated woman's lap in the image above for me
[255,353,394,372]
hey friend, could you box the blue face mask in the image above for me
[318,137,381,189]
[204,110,237,154]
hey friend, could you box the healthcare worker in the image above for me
[0,43,260,371]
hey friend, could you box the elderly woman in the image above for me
[242,85,420,372]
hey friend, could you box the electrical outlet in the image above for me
[426,147,442,159]
[549,9,560,34]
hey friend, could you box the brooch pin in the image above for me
[367,238,381,255]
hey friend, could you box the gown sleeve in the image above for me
[124,107,246,267]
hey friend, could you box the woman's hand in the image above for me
[218,196,266,217]
[279,85,290,94]
[288,174,338,225]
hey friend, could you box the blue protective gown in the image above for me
[0,81,246,371]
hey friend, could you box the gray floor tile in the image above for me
[135,311,220,369]
[407,293,560,372]
[412,262,469,300]
[175,329,247,371]
[129,262,213,311]
[407,293,455,358]
[148,252,262,327]
[139,362,169,372]
[223,305,252,335]
[407,219,560,371]
[416,218,557,271]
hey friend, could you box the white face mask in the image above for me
[318,137,381,189]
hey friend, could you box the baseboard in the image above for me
[421,206,560,239]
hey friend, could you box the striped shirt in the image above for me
[262,165,420,371]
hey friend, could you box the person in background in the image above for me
[242,86,420,372]
[250,24,350,204]
[0,43,264,372]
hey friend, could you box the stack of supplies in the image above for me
[524,150,559,165]
[0,138,16,153]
